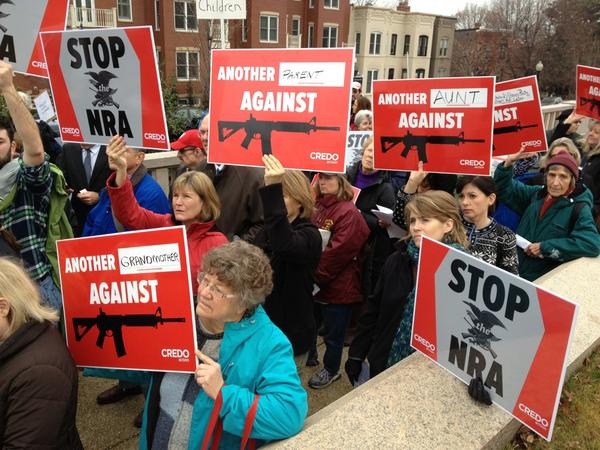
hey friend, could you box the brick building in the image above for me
[450,27,512,81]
[229,0,351,50]
[16,0,352,104]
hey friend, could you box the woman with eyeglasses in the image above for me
[88,241,307,449]
[105,136,228,292]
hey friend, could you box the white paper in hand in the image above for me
[370,204,407,239]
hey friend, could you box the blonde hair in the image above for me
[362,136,374,151]
[541,137,581,167]
[405,191,469,248]
[171,171,221,222]
[0,258,59,339]
[313,174,354,202]
[281,170,314,219]
[582,121,600,155]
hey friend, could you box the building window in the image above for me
[176,51,199,80]
[309,0,314,8]
[390,34,397,56]
[403,35,410,55]
[291,17,300,36]
[324,0,339,8]
[241,19,248,42]
[416,69,426,78]
[366,69,378,94]
[260,15,278,43]
[308,22,314,47]
[117,0,132,20]
[369,32,381,55]
[388,68,394,79]
[401,68,407,79]
[154,0,160,30]
[174,1,197,31]
[322,25,338,48]
[417,35,428,56]
[355,32,361,55]
[439,38,449,56]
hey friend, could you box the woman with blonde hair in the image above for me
[253,155,322,366]
[0,258,82,448]
[308,171,369,388]
[347,191,468,384]
[105,136,228,292]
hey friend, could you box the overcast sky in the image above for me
[408,0,489,16]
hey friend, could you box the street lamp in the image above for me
[535,60,543,79]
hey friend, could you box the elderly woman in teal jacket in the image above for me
[494,146,600,281]
[88,241,307,449]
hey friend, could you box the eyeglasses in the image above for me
[197,272,236,301]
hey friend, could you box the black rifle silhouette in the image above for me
[73,307,186,357]
[493,121,538,135]
[580,96,600,115]
[380,131,486,163]
[218,114,340,155]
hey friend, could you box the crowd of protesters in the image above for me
[2,63,600,448]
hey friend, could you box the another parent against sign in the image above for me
[87,241,307,449]
[309,173,369,389]
[0,258,82,449]
[494,145,600,281]
[253,154,322,363]
[346,191,469,383]
[105,135,228,292]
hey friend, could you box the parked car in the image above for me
[176,106,206,130]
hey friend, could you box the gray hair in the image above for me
[541,137,581,167]
[354,109,373,127]
[201,241,273,313]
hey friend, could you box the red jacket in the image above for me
[106,173,228,291]
[311,194,369,304]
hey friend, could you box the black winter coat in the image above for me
[254,184,322,355]
[348,241,415,378]
[346,163,396,295]
[0,321,82,449]
[583,151,600,218]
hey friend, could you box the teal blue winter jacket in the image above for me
[494,163,600,281]
[86,305,307,448]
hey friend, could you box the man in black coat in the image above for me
[57,143,111,236]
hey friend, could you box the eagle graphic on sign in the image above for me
[462,301,506,359]
[86,70,120,109]
[0,0,14,33]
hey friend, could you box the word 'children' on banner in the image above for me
[40,26,170,150]
[0,0,69,77]
[492,76,547,157]
[209,48,354,173]
[411,237,578,441]
[373,77,495,176]
[57,227,198,373]
[576,65,600,121]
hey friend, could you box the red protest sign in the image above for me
[40,26,169,149]
[57,227,198,372]
[576,65,600,121]
[0,0,69,77]
[493,76,547,156]
[412,237,577,441]
[209,48,353,173]
[373,77,495,175]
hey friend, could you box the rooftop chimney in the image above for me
[397,1,410,12]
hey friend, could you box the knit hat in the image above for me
[352,81,362,90]
[545,152,579,178]
[170,129,203,150]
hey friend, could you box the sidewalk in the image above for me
[77,340,352,449]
